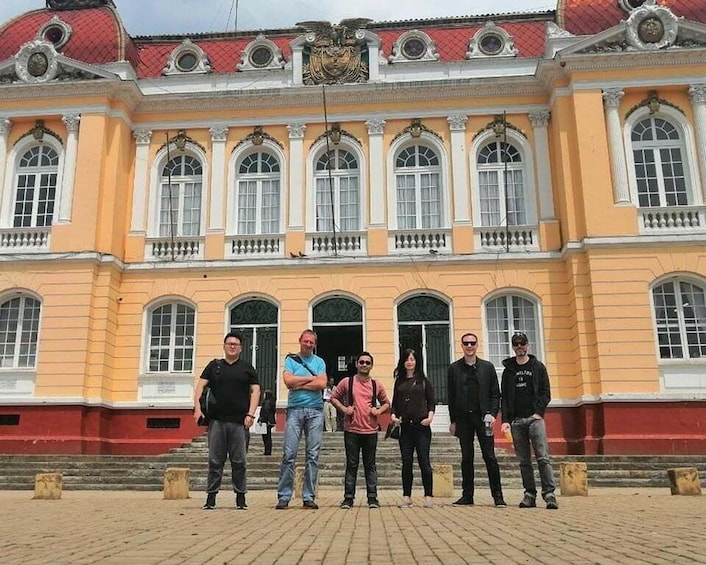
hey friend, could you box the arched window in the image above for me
[236,151,281,234]
[485,294,539,367]
[147,302,195,373]
[160,155,202,237]
[0,295,41,368]
[652,279,706,359]
[230,299,279,393]
[314,148,359,232]
[631,117,689,208]
[397,295,450,402]
[477,141,526,226]
[14,146,59,227]
[395,145,441,229]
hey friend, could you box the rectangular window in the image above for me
[396,175,417,230]
[237,180,257,234]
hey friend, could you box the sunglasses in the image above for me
[462,341,477,346]
[358,360,372,365]
[512,341,528,346]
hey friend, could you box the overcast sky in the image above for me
[1,0,556,35]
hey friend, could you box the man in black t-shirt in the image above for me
[500,333,558,510]
[193,331,260,510]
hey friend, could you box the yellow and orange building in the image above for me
[0,0,704,454]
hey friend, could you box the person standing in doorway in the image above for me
[323,378,337,432]
[390,348,436,508]
[500,332,558,510]
[258,389,276,456]
[330,352,390,509]
[275,329,327,510]
[447,332,506,507]
[193,331,260,510]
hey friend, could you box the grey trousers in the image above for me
[206,419,248,494]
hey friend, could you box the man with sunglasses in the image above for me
[447,332,506,507]
[500,333,558,510]
[329,352,390,509]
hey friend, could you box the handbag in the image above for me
[385,421,401,440]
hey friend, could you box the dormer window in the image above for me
[466,22,518,59]
[388,30,439,64]
[479,33,503,55]
[37,16,72,51]
[619,0,647,12]
[237,34,285,71]
[250,46,274,68]
[162,39,212,75]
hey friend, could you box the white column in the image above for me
[688,84,706,200]
[529,110,555,220]
[58,113,80,223]
[447,114,470,224]
[209,125,228,231]
[287,123,306,230]
[602,88,630,204]
[0,118,12,226]
[365,118,386,227]
[129,129,152,233]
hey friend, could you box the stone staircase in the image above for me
[1,432,704,491]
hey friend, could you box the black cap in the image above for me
[511,332,528,346]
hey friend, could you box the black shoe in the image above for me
[202,493,216,510]
[303,499,319,510]
[494,496,507,508]
[236,493,247,510]
[519,493,537,508]
[367,498,380,509]
[545,494,559,510]
[275,499,289,510]
[340,498,354,509]
[452,496,474,506]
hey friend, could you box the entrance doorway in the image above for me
[312,297,364,384]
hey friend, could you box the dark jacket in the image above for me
[500,354,551,423]
[447,357,500,423]
[391,375,435,422]
[259,396,276,426]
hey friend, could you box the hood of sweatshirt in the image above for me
[502,353,537,369]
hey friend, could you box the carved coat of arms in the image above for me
[296,19,371,85]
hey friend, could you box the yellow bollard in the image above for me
[34,473,63,500]
[432,464,454,498]
[559,462,588,496]
[163,467,190,500]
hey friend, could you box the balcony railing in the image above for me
[146,236,203,261]
[227,235,284,258]
[0,227,50,253]
[639,206,706,234]
[476,225,539,251]
[307,231,366,256]
[389,229,451,253]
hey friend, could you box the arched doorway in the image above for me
[313,297,364,384]
[397,295,451,403]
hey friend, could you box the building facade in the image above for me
[0,0,705,454]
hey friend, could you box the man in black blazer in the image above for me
[447,332,506,507]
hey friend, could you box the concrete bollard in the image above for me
[163,467,190,500]
[560,462,588,496]
[294,466,304,498]
[432,463,454,498]
[34,473,62,500]
[667,467,702,496]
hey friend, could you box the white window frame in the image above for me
[142,299,196,375]
[0,290,41,398]
[624,106,702,209]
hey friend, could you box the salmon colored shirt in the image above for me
[331,376,390,434]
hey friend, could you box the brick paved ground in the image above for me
[0,488,704,564]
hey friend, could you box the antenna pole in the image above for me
[322,86,338,257]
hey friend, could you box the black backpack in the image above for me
[197,359,222,426]
[346,376,378,408]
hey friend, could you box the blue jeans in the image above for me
[277,407,323,502]
[511,417,556,499]
[206,420,248,494]
[399,422,433,497]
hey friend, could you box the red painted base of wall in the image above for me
[0,401,704,455]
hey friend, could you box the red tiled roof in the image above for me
[559,0,706,36]
[0,6,138,67]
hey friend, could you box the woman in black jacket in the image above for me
[258,389,277,455]
[390,348,436,507]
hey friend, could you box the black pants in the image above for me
[399,422,433,497]
[455,415,503,499]
[262,425,273,455]
[343,431,378,499]
[206,420,248,494]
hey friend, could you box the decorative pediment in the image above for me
[558,1,706,56]
[0,39,117,85]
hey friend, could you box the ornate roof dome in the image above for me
[558,0,706,35]
[0,0,138,67]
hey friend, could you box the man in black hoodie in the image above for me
[500,333,558,510]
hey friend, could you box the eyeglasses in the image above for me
[512,341,528,347]
[358,360,372,366]
[462,341,477,346]
[225,342,241,347]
